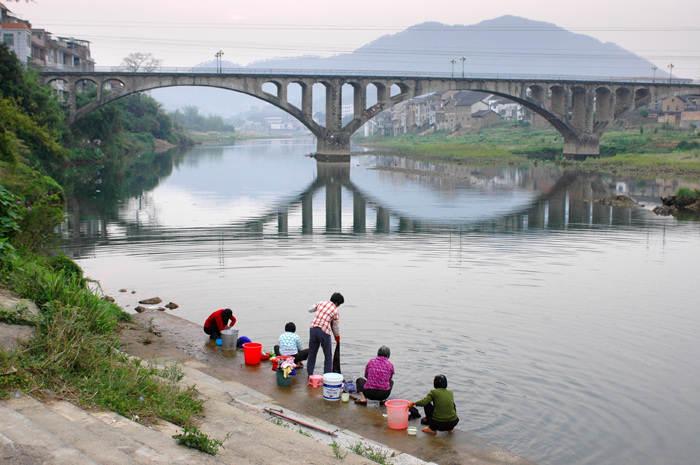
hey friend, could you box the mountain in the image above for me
[152,15,664,116]
[246,16,660,78]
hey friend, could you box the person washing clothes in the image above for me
[203,308,236,345]
[355,346,394,405]
[274,322,309,368]
[408,374,459,434]
[306,292,344,377]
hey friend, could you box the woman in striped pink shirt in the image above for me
[307,292,344,376]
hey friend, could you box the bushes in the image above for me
[0,97,67,172]
[675,140,700,151]
[70,93,189,154]
[0,184,21,264]
[676,187,700,200]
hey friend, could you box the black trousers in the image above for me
[356,377,393,401]
[203,324,221,339]
[422,402,459,432]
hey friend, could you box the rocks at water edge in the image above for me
[138,297,162,305]
[135,306,147,313]
[165,302,179,310]
[653,195,700,216]
[596,195,641,208]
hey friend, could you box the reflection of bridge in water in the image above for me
[64,159,667,259]
[239,162,645,235]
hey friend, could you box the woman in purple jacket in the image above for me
[355,346,394,405]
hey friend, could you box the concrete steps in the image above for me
[0,400,98,465]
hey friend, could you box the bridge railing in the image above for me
[39,66,700,85]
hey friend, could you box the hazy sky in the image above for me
[7,0,700,78]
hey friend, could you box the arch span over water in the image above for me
[41,70,700,158]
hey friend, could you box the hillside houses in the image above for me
[367,90,521,136]
[647,95,700,127]
[1,2,94,70]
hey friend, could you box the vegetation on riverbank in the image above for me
[0,44,203,427]
[187,129,275,145]
[358,121,700,178]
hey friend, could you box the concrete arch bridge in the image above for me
[40,69,700,158]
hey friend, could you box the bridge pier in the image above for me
[314,133,352,161]
[563,135,601,159]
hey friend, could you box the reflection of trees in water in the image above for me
[61,147,188,243]
[63,147,188,215]
[62,155,680,260]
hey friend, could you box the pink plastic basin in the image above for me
[385,399,410,430]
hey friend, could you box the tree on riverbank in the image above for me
[169,106,235,133]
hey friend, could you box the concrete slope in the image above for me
[0,401,98,465]
[164,356,425,465]
[46,400,224,464]
[4,395,139,465]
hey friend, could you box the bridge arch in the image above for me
[40,71,700,158]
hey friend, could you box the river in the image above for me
[60,138,700,465]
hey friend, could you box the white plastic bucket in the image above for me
[220,329,238,350]
[322,373,343,401]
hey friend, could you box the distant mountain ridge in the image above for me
[239,15,661,78]
[153,15,664,116]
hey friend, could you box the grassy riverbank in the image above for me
[188,130,297,146]
[357,122,700,179]
[0,44,203,428]
[0,265,204,428]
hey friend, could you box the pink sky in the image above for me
[7,0,700,78]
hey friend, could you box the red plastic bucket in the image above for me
[242,342,262,365]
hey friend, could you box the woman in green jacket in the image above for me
[408,374,459,434]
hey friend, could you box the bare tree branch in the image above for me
[120,52,162,72]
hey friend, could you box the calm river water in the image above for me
[61,138,700,465]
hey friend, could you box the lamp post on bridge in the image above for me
[651,65,657,83]
[460,56,466,78]
[668,63,674,83]
[450,58,456,77]
[215,50,224,73]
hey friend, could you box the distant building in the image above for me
[1,1,32,64]
[488,97,524,121]
[362,89,519,135]
[656,95,698,114]
[471,109,502,129]
[0,3,93,70]
[341,103,354,118]
[680,111,700,129]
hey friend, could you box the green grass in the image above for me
[358,121,700,178]
[348,442,389,464]
[581,151,700,178]
[0,251,204,427]
[330,440,347,460]
[676,187,700,199]
[173,426,230,456]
